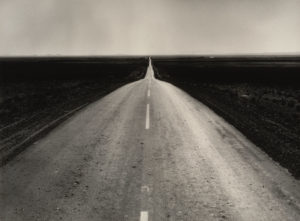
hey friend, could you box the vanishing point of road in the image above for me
[1,59,300,221]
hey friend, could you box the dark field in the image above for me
[152,56,300,178]
[0,57,148,164]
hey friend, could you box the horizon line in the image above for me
[1,52,300,58]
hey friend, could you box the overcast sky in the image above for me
[0,0,299,55]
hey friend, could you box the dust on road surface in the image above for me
[1,60,300,221]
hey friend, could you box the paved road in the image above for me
[1,60,300,221]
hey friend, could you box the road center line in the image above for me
[145,104,150,129]
[141,185,150,193]
[140,211,148,221]
[147,89,150,97]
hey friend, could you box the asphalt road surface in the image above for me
[1,60,300,221]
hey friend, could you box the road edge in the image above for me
[0,103,88,166]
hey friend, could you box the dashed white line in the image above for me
[145,104,150,129]
[140,211,148,221]
[141,185,150,193]
[147,89,150,97]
